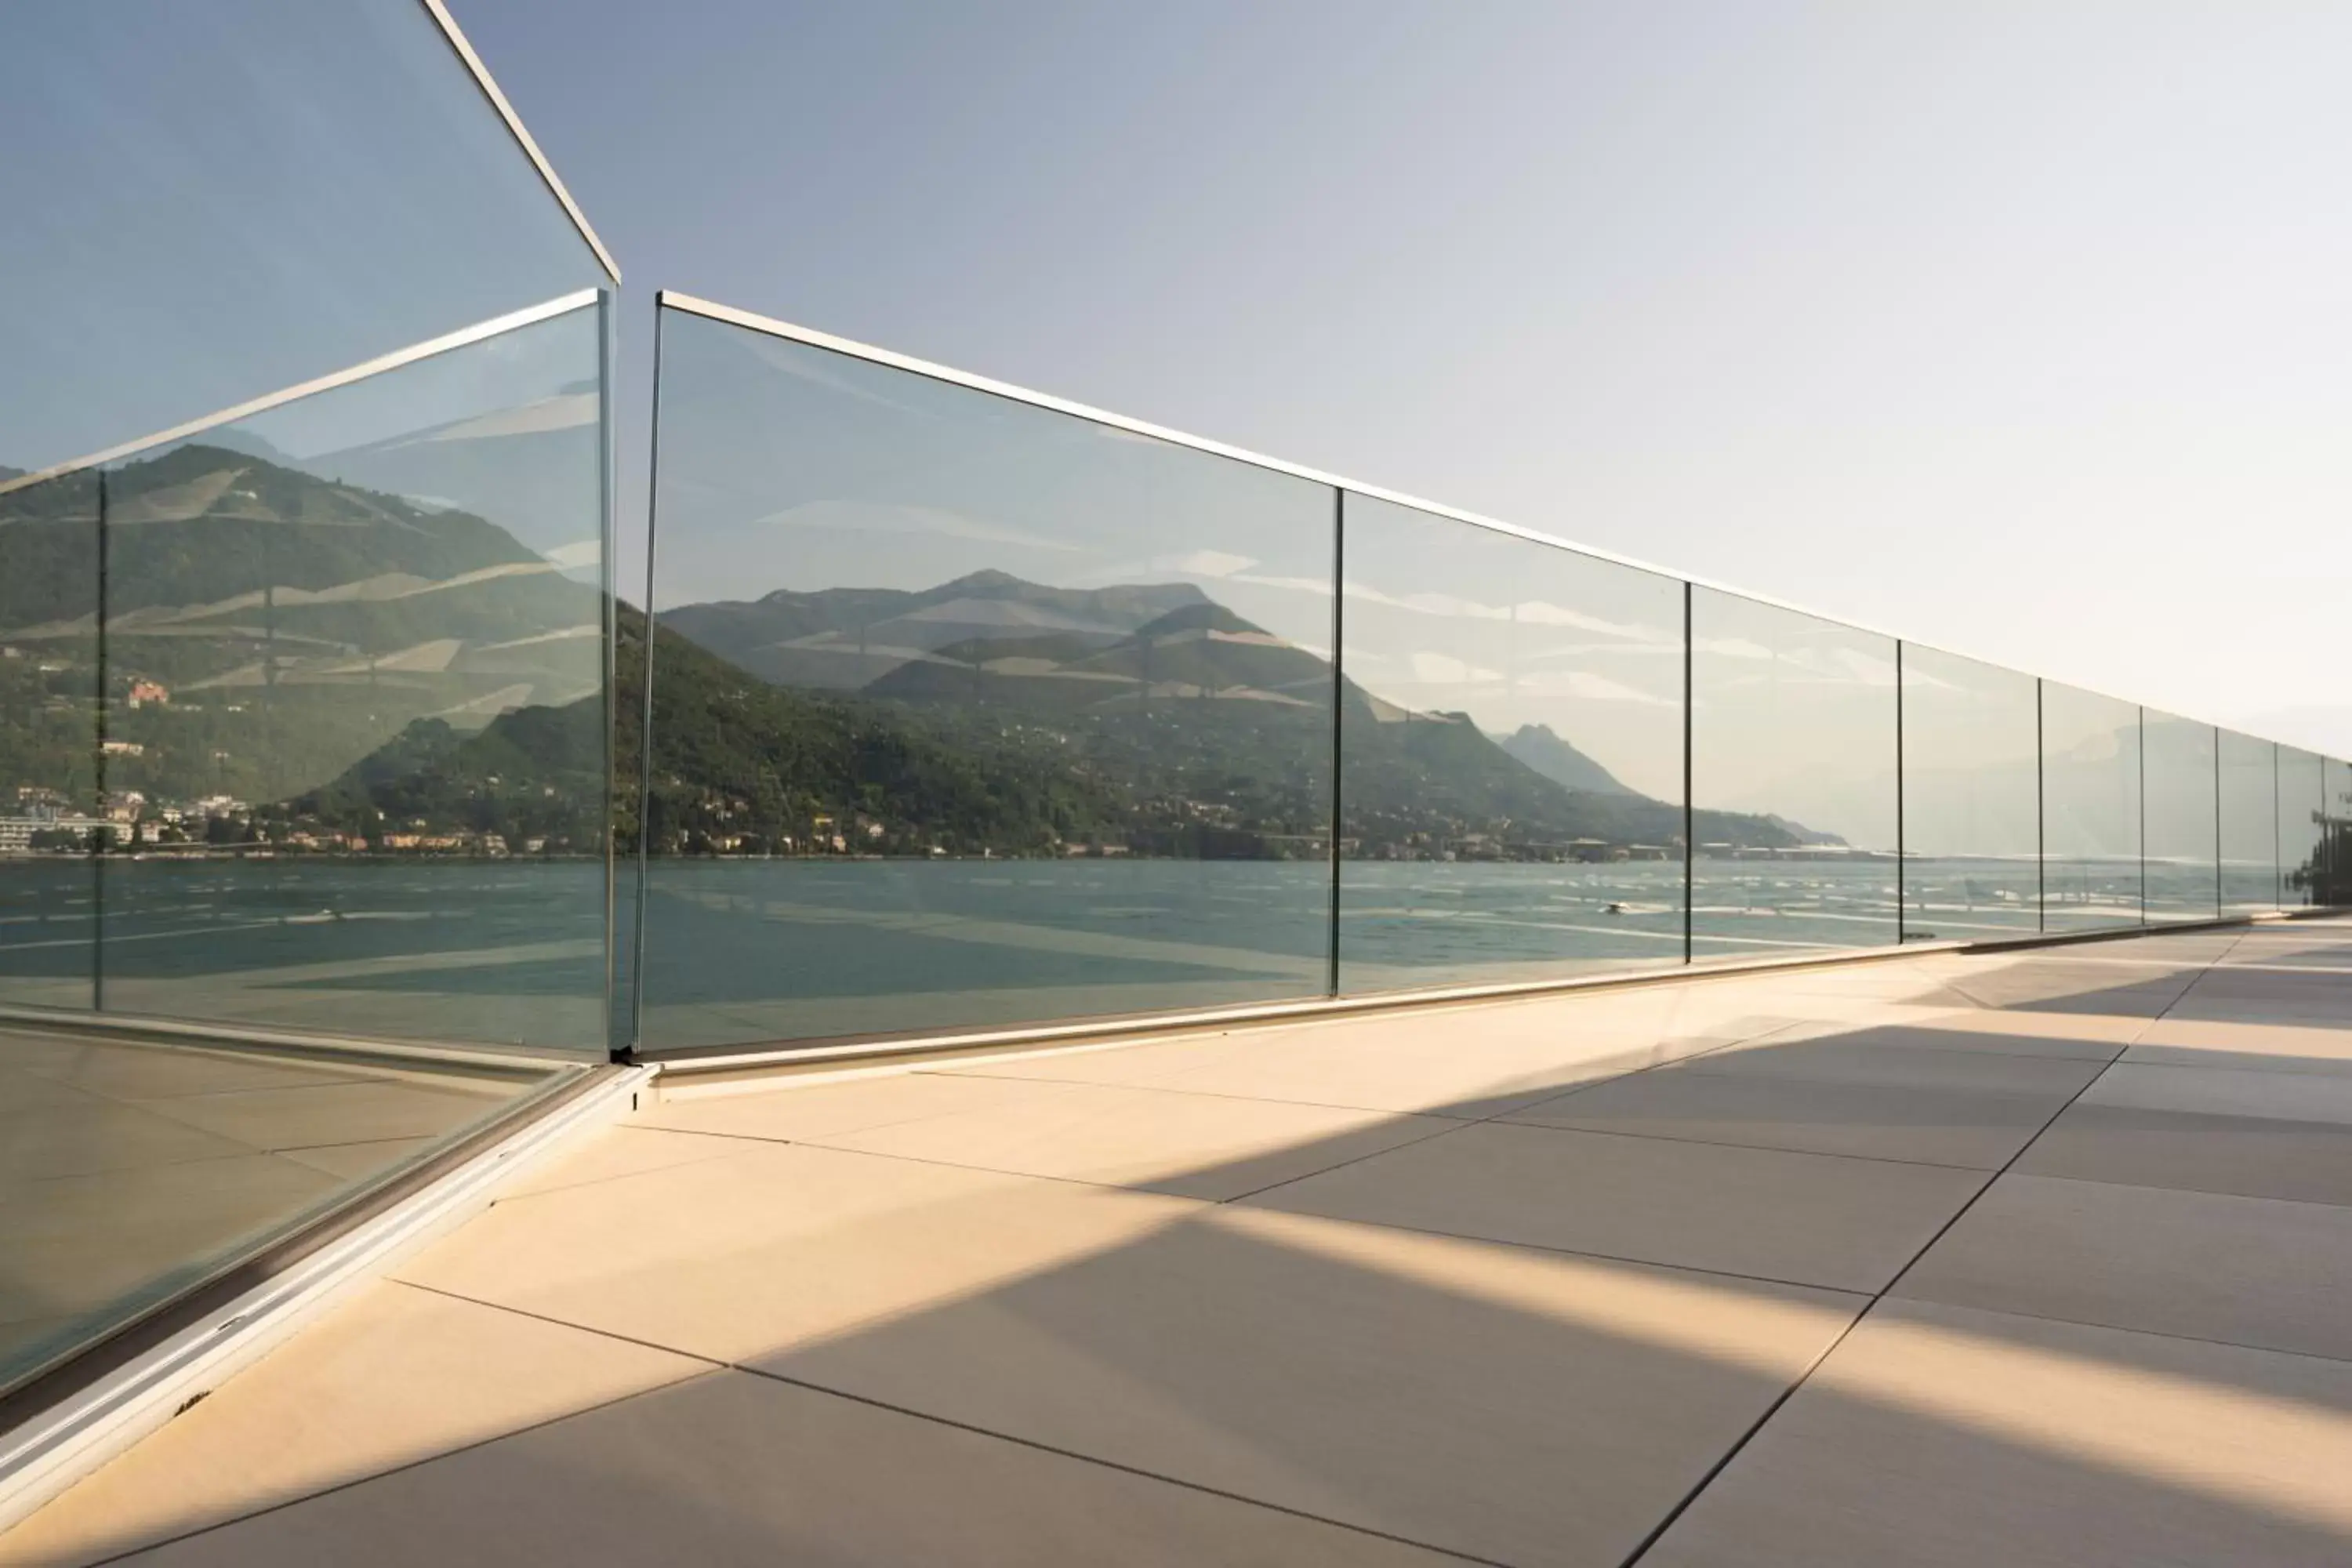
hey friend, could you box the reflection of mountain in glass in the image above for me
[0,445,601,855]
[666,571,1215,692]
[1495,724,1633,796]
[643,570,1804,861]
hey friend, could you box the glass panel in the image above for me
[1334,494,1685,990]
[0,470,103,1012]
[2041,683,2142,931]
[1898,644,2040,940]
[2218,731,2278,915]
[92,302,609,1053]
[2324,758,2352,906]
[1,2,604,477]
[1690,589,1898,956]
[640,306,1336,1050]
[2141,710,2218,923]
[2281,745,2325,908]
[0,1018,563,1396]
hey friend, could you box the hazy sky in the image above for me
[456,0,2352,756]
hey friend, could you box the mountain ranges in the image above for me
[2,445,1813,859]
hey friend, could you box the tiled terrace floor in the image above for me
[10,919,2352,1566]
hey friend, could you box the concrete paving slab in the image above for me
[805,1077,1454,1200]
[1243,1121,1987,1293]
[2016,1063,2352,1206]
[395,1141,1202,1365]
[753,1203,1862,1568]
[1644,1296,2352,1567]
[0,1281,706,1568]
[1894,1174,2352,1363]
[1505,1068,2063,1169]
[99,1370,1463,1568]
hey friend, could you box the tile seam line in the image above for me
[659,1022,1842,1203]
[731,1366,1510,1566]
[1479,1120,2047,1175]
[1672,1030,2127,1066]
[478,1125,1234,1205]
[194,1272,1504,1568]
[918,1066,1496,1120]
[1871,1289,2352,1371]
[387,1278,732,1370]
[2093,1054,2352,1078]
[1209,1023,1837,1206]
[1252,1111,2061,1182]
[1981,1166,2352,1218]
[655,1014,1814,1155]
[1643,1038,2126,1077]
[60,1366,721,1568]
[409,1166,1871,1340]
[1217,1206,1881,1298]
[1615,947,2184,1565]
[641,1121,1476,1208]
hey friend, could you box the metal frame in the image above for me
[1325,489,1345,997]
[417,0,621,285]
[598,289,622,1061]
[1894,639,1907,943]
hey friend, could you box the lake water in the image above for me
[0,853,2260,1054]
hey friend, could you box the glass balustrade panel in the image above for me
[1899,644,2041,939]
[2217,730,2278,915]
[1690,588,1899,958]
[1335,493,1686,991]
[638,304,1338,1051]
[2041,683,2143,931]
[2142,710,2219,923]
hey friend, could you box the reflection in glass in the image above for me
[2141,710,2217,923]
[2280,746,2325,908]
[1334,495,1686,990]
[1690,589,1898,957]
[2041,683,2141,931]
[2322,758,2352,907]
[2217,731,2278,915]
[0,1022,564,1397]
[1899,645,2039,939]
[0,2,605,477]
[0,471,102,1013]
[89,303,609,1051]
[640,306,1336,1049]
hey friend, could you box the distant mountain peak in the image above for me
[1494,722,1635,797]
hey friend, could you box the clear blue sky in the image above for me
[455,0,2352,754]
